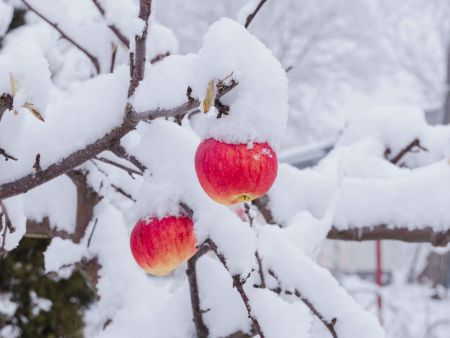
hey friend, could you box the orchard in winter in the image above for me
[1,0,450,337]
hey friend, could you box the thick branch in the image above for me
[91,0,130,47]
[254,196,450,246]
[66,170,102,243]
[244,0,268,29]
[22,0,100,74]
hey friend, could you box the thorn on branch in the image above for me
[33,153,42,174]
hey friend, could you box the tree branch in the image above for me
[205,238,265,338]
[94,156,143,178]
[187,248,210,338]
[253,196,450,246]
[0,94,13,122]
[244,0,268,29]
[21,0,100,74]
[90,0,130,47]
[128,0,152,97]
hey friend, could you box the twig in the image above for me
[110,143,147,173]
[91,0,130,47]
[386,138,428,165]
[1,201,15,232]
[244,0,268,29]
[0,147,17,161]
[110,184,136,202]
[110,43,118,73]
[21,0,100,74]
[128,0,152,97]
[87,218,98,247]
[150,52,170,64]
[205,238,266,338]
[268,269,338,338]
[187,250,210,338]
[244,203,266,288]
[94,156,143,178]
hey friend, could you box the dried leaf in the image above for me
[203,80,215,113]
[24,103,45,122]
[9,74,17,96]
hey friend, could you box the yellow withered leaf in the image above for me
[203,80,215,113]
[24,103,45,122]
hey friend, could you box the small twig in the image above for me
[387,138,428,165]
[110,43,118,73]
[94,156,143,178]
[150,52,170,64]
[244,203,266,288]
[205,238,266,338]
[268,269,338,338]
[244,0,268,29]
[110,184,136,202]
[187,251,210,338]
[33,154,42,174]
[0,148,17,161]
[0,213,7,258]
[91,0,130,47]
[22,0,100,74]
[110,143,147,173]
[1,201,15,232]
[87,218,98,247]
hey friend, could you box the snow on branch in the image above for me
[21,0,101,74]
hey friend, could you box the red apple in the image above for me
[130,216,197,276]
[195,138,278,205]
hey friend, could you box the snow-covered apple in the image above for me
[195,138,278,205]
[130,216,197,276]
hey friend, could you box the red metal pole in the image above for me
[375,240,383,324]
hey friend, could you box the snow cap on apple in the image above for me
[191,19,288,204]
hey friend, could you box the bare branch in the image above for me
[244,0,268,29]
[91,0,130,47]
[21,0,100,74]
[386,138,428,165]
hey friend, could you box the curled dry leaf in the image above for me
[203,80,215,113]
[23,103,45,122]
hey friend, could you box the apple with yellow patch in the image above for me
[195,138,277,205]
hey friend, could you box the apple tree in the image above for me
[0,1,449,337]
